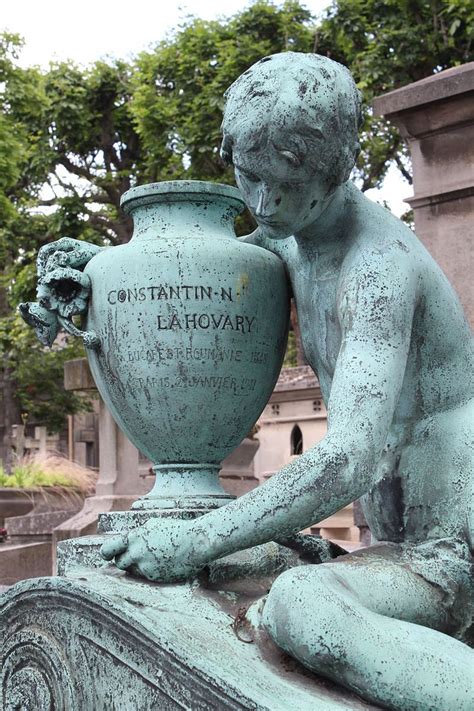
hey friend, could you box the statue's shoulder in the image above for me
[336,200,423,322]
[344,193,421,275]
[240,229,296,262]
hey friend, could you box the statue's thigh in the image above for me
[266,548,449,633]
[321,548,448,631]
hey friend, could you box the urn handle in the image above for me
[57,314,100,349]
[19,237,102,350]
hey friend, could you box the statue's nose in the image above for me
[255,187,278,218]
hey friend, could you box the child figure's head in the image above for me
[221,52,362,238]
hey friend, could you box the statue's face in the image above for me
[233,144,333,240]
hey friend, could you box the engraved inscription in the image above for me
[127,375,257,393]
[125,347,244,364]
[107,282,257,334]
[157,313,255,333]
[107,284,234,304]
[250,350,269,364]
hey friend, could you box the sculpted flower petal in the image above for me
[37,237,102,277]
[18,302,59,347]
[36,281,57,311]
[38,267,91,317]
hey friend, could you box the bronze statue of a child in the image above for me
[101,53,473,709]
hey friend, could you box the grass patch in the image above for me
[0,454,96,494]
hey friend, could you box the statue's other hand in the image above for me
[100,519,203,583]
[276,533,348,563]
[37,237,102,278]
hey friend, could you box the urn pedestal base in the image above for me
[131,463,235,513]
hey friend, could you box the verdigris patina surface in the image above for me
[20,181,289,514]
[100,53,473,709]
[9,52,473,710]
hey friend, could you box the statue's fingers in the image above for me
[37,239,76,274]
[100,535,128,560]
[51,250,91,271]
[38,238,74,260]
[134,560,158,581]
[114,551,136,571]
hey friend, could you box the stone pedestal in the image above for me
[0,542,52,586]
[1,546,379,710]
[373,62,474,326]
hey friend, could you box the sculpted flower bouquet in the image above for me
[19,237,102,348]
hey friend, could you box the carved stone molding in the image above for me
[1,573,376,710]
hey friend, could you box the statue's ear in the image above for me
[337,140,361,185]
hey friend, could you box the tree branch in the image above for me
[94,177,122,208]
[38,197,57,207]
[394,154,413,185]
[58,154,93,182]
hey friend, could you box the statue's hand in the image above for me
[100,518,205,583]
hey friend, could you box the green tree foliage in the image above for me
[132,3,314,184]
[0,35,87,435]
[1,0,473,423]
[30,2,313,245]
[1,2,315,429]
[316,0,474,190]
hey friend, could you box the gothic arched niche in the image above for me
[291,425,303,456]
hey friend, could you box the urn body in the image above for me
[84,181,289,508]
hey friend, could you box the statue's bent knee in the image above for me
[263,565,344,658]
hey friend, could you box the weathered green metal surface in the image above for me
[1,571,377,710]
[16,52,474,710]
[87,182,288,482]
[100,54,474,708]
[21,181,289,512]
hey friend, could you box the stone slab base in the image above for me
[6,509,78,536]
[0,541,52,585]
[53,495,139,542]
[52,495,139,570]
[1,570,378,710]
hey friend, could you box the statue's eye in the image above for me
[239,169,259,183]
[280,150,299,166]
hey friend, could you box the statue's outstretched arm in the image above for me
[102,253,418,581]
[195,255,418,555]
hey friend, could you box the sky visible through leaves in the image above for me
[1,0,410,214]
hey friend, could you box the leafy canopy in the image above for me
[1,0,472,427]
[316,0,474,189]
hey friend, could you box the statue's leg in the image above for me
[262,546,474,710]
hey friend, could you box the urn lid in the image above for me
[121,180,245,214]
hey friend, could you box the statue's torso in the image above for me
[254,193,474,547]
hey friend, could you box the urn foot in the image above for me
[131,463,235,512]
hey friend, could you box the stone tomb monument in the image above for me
[373,62,474,328]
[2,53,473,710]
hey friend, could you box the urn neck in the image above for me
[121,181,245,242]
